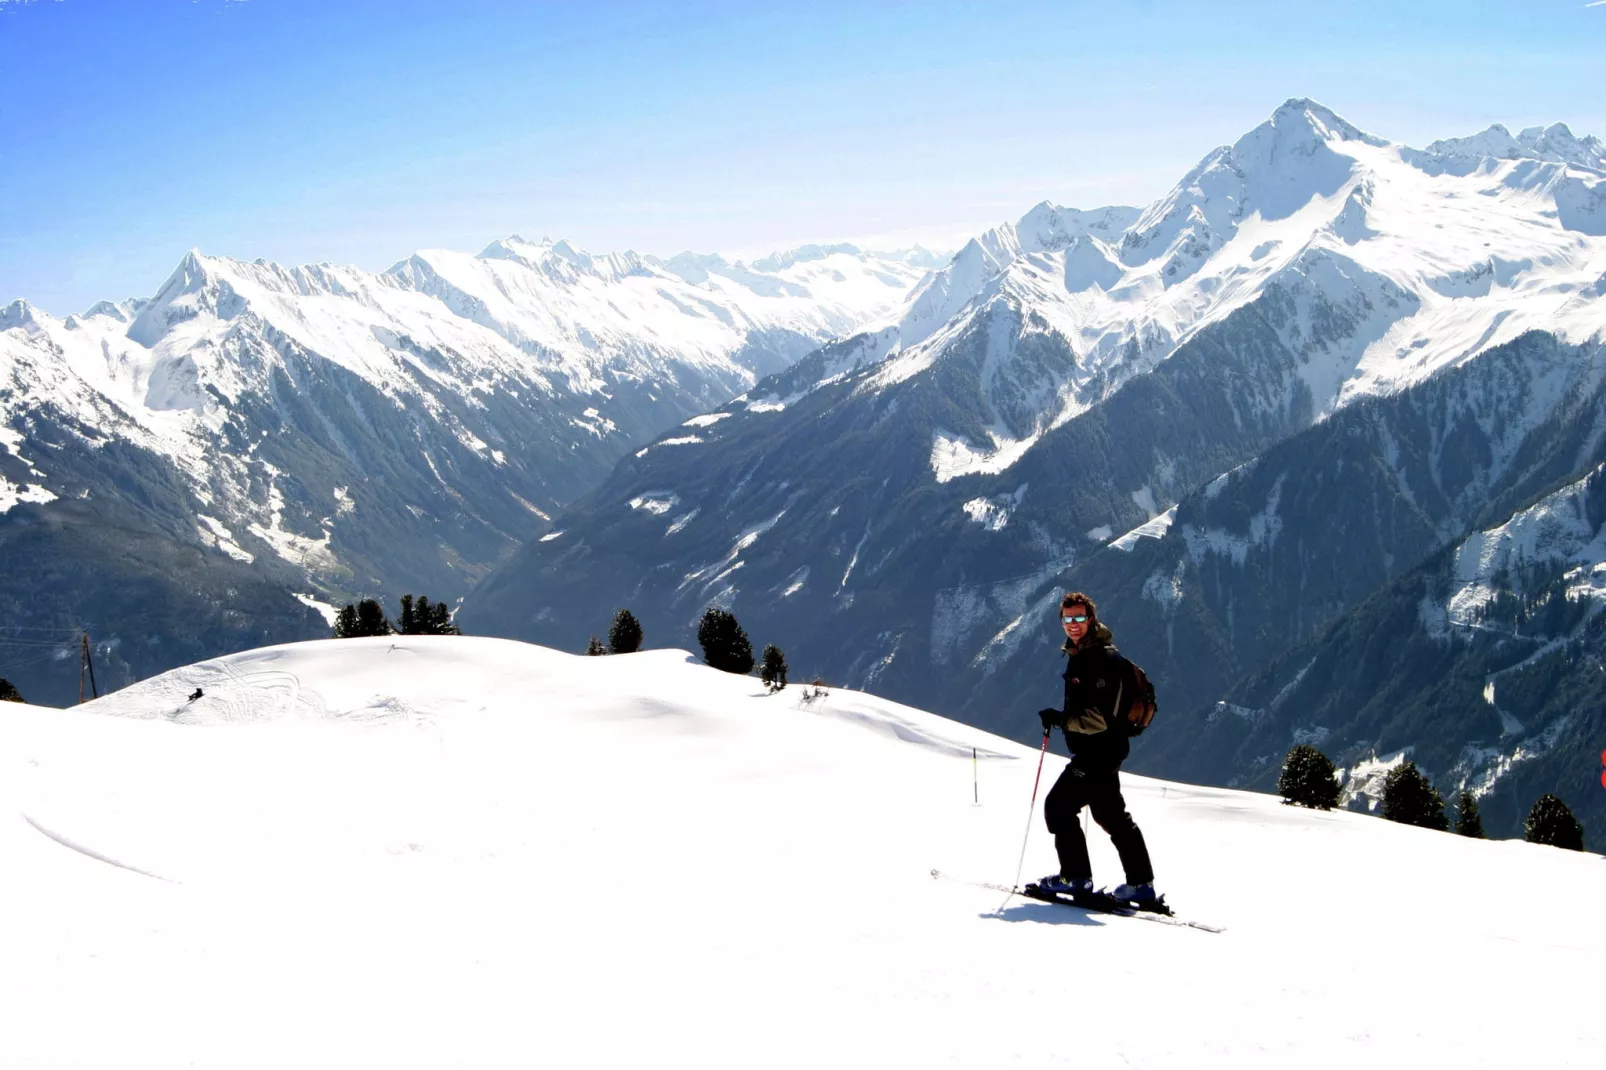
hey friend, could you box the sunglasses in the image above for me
[1062,613,1089,623]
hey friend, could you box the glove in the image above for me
[1038,707,1064,733]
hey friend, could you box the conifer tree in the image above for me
[1524,793,1585,851]
[585,635,606,656]
[608,609,643,654]
[1381,761,1449,830]
[424,598,460,635]
[354,597,393,637]
[697,607,754,674]
[0,677,23,703]
[1455,790,1485,838]
[397,595,461,636]
[759,644,788,692]
[333,599,392,637]
[1277,744,1341,810]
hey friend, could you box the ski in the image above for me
[1019,885,1225,933]
[930,869,1224,933]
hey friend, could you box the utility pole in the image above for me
[79,633,99,703]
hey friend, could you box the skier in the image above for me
[1034,592,1157,905]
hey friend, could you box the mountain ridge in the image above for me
[461,101,1606,839]
[2,236,936,704]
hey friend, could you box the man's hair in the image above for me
[1060,591,1098,623]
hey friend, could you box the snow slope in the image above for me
[3,638,1601,1068]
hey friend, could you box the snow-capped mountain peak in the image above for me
[1426,121,1606,173]
[875,99,1602,429]
[1123,99,1383,272]
[733,100,1605,497]
[74,298,146,326]
[1014,201,1140,254]
[588,101,1606,679]
[1,298,43,333]
[748,243,860,272]
[887,204,1144,354]
[1264,96,1388,148]
[474,235,653,284]
[1,231,939,675]
[127,249,246,348]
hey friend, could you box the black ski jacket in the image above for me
[1058,627,1138,770]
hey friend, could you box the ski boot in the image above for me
[1031,874,1096,900]
[1108,882,1167,912]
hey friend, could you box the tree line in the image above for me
[332,594,461,638]
[584,606,790,692]
[1277,742,1586,850]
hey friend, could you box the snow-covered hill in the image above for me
[0,239,934,703]
[3,637,1600,1068]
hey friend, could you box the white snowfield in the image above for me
[3,638,1602,1069]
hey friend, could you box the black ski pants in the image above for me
[1043,762,1154,885]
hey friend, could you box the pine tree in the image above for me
[0,677,24,703]
[354,598,393,637]
[1455,790,1485,838]
[397,595,461,636]
[333,600,392,638]
[1524,793,1585,851]
[608,609,643,654]
[1277,744,1340,810]
[1381,761,1449,830]
[697,607,754,674]
[425,598,460,635]
[759,644,788,692]
[585,635,606,656]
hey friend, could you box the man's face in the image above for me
[1061,603,1091,643]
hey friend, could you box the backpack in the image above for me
[1119,660,1158,735]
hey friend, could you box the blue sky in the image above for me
[2,0,1602,314]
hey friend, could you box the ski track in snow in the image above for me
[21,813,178,883]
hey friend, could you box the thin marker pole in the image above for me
[83,633,98,700]
[973,746,979,805]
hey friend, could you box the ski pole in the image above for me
[1003,729,1052,909]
